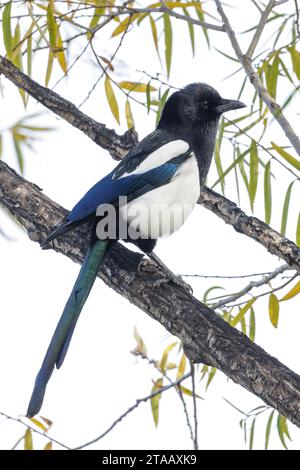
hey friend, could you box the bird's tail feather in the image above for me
[26,238,108,418]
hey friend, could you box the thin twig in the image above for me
[212,264,291,309]
[74,372,191,450]
[214,0,300,157]
[246,0,276,59]
[190,362,198,451]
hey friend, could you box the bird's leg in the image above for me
[139,252,192,293]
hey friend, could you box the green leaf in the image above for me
[230,298,256,327]
[264,160,272,225]
[280,280,300,301]
[12,132,24,174]
[159,342,177,373]
[104,76,120,124]
[45,50,54,87]
[211,147,249,190]
[249,418,256,450]
[24,429,33,450]
[163,14,172,78]
[47,3,57,49]
[272,142,300,172]
[203,285,225,304]
[178,385,202,399]
[149,16,160,58]
[156,88,170,126]
[56,28,67,74]
[88,6,105,34]
[249,307,255,342]
[27,34,32,78]
[206,367,217,390]
[277,414,289,449]
[176,352,186,380]
[151,378,163,427]
[214,118,225,193]
[125,99,134,129]
[265,410,275,450]
[111,14,138,37]
[182,7,195,55]
[288,46,300,80]
[269,293,279,328]
[280,181,294,236]
[249,140,259,212]
[3,1,13,60]
[266,54,279,99]
[119,81,156,93]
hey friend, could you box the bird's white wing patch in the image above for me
[116,140,189,178]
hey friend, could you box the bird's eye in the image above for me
[201,101,209,109]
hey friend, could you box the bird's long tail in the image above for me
[26,238,108,418]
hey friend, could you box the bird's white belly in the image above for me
[120,156,200,239]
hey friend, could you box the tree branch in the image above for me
[214,0,300,157]
[1,160,300,427]
[246,0,276,59]
[1,56,300,276]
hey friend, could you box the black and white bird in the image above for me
[26,83,245,418]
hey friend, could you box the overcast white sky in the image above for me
[0,0,300,450]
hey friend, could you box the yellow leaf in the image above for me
[24,429,33,450]
[176,352,186,380]
[45,50,54,86]
[133,327,147,355]
[30,417,48,432]
[111,14,139,37]
[151,378,163,427]
[125,99,134,129]
[159,342,177,373]
[47,3,57,49]
[280,280,300,302]
[272,142,300,172]
[269,293,279,328]
[44,441,52,450]
[104,76,120,124]
[230,298,256,327]
[119,81,156,92]
[178,385,202,399]
[56,28,67,73]
[3,1,12,60]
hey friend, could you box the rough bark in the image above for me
[1,159,300,427]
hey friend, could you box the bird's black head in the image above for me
[158,82,246,131]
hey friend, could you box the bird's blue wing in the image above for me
[67,151,190,223]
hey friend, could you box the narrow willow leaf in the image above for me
[88,6,105,34]
[119,81,156,92]
[45,50,54,86]
[176,352,186,380]
[30,418,48,432]
[203,285,225,304]
[297,212,300,247]
[24,429,33,450]
[211,147,249,189]
[44,441,52,450]
[249,307,255,342]
[230,298,256,327]
[280,280,300,302]
[56,28,67,73]
[146,82,151,113]
[266,54,279,99]
[249,140,259,211]
[215,48,239,62]
[125,99,134,129]
[156,88,170,126]
[47,3,57,49]
[279,58,294,84]
[249,418,256,450]
[280,181,294,236]
[264,160,272,224]
[178,385,202,399]
[27,34,32,77]
[149,16,160,58]
[159,342,177,373]
[195,2,210,47]
[163,14,172,78]
[111,14,137,37]
[182,7,195,55]
[269,293,279,328]
[265,410,275,450]
[206,367,217,390]
[240,316,247,335]
[151,378,163,427]
[272,142,300,172]
[3,1,13,59]
[104,76,120,124]
[288,46,300,80]
[277,414,288,449]
[133,326,147,355]
[214,118,225,194]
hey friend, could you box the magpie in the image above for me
[26,83,245,417]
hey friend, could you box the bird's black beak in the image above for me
[215,98,246,114]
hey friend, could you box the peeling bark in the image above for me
[1,160,300,427]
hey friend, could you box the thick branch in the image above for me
[1,160,300,427]
[0,56,137,161]
[214,0,300,157]
[1,57,300,275]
